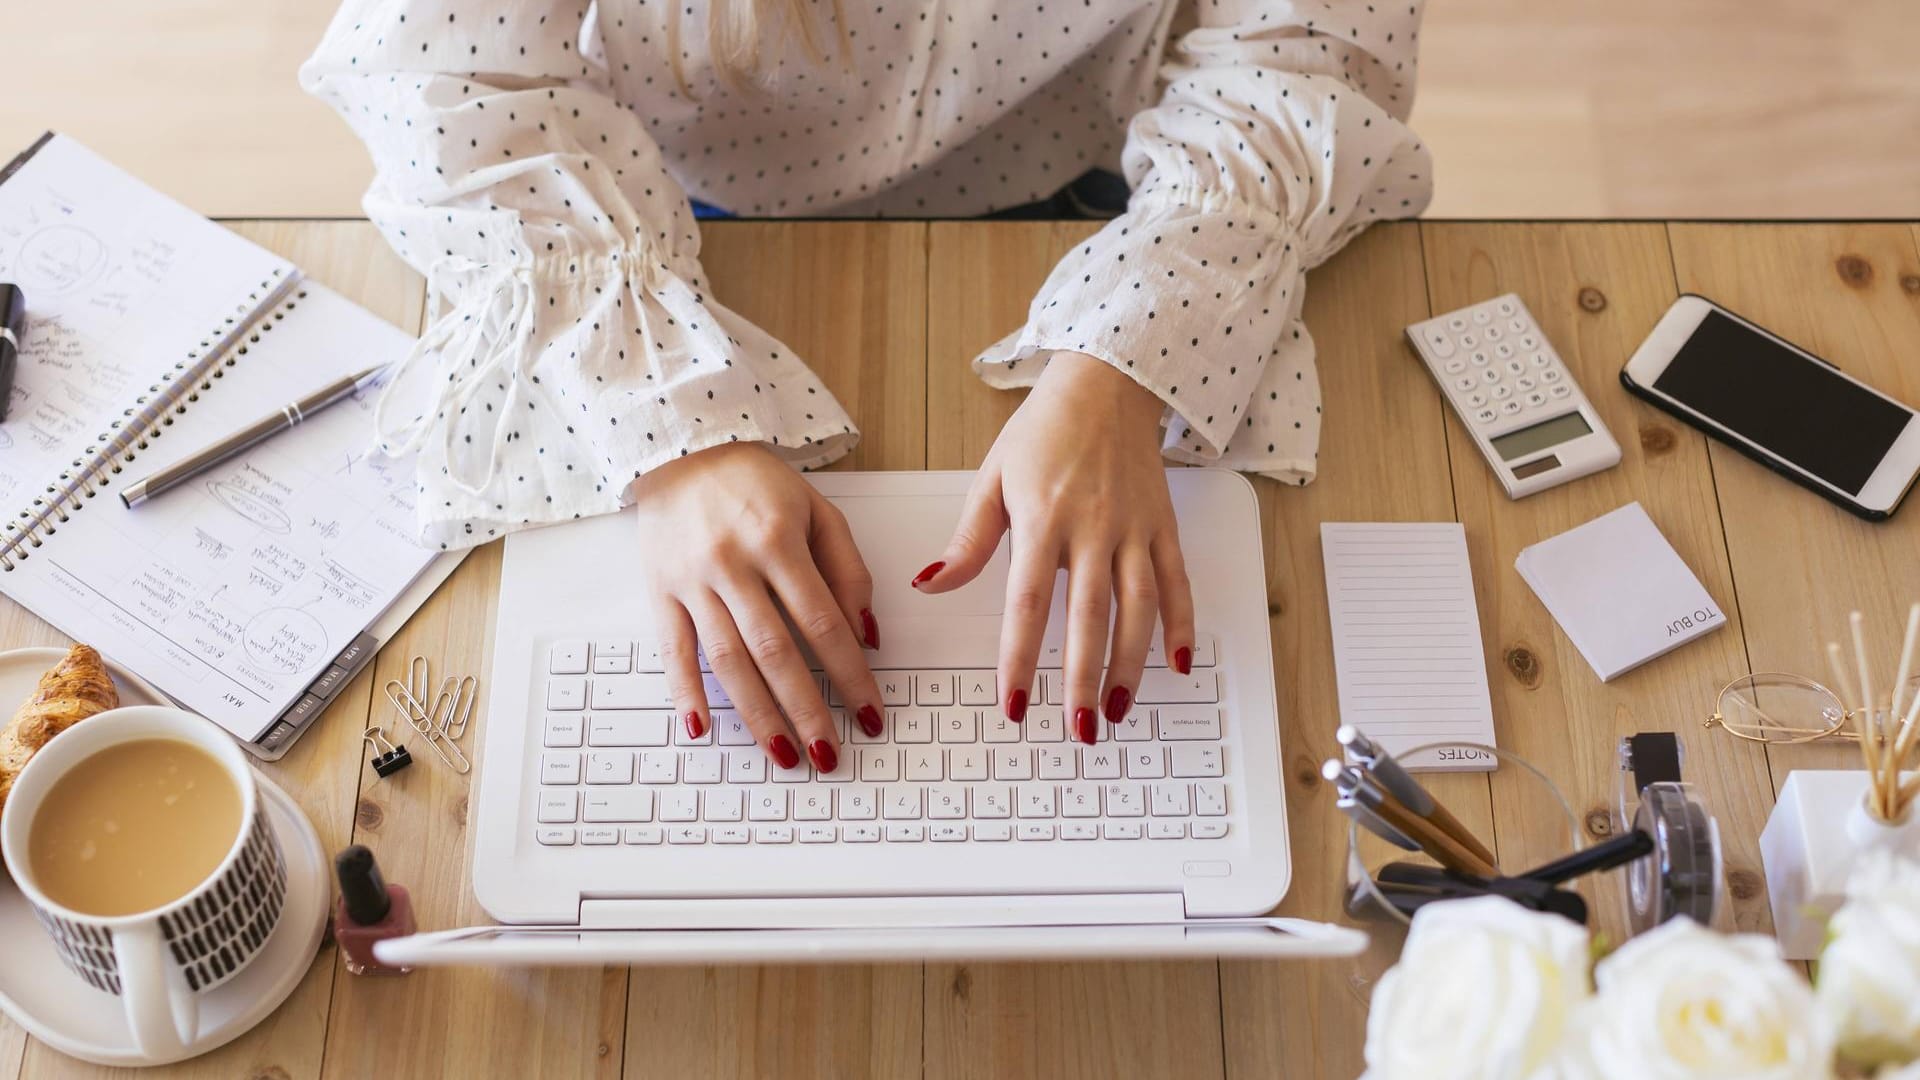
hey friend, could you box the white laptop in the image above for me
[378,469,1364,966]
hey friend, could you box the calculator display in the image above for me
[1490,412,1592,461]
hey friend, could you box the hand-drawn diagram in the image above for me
[206,477,293,534]
[14,223,108,295]
[241,606,328,674]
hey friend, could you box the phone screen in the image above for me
[1652,311,1912,495]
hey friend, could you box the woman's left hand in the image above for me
[913,351,1195,745]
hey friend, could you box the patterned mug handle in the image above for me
[115,921,196,1059]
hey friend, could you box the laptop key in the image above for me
[928,786,967,819]
[931,824,967,842]
[749,788,789,821]
[973,785,1011,819]
[1151,783,1191,817]
[1018,823,1056,841]
[958,671,997,706]
[1061,784,1100,818]
[949,746,989,781]
[843,824,881,843]
[585,789,654,822]
[547,677,586,710]
[1025,708,1064,742]
[754,825,793,844]
[794,790,833,820]
[971,822,1012,841]
[591,674,672,710]
[1157,706,1223,741]
[703,788,744,822]
[917,672,957,706]
[582,826,619,845]
[876,673,911,706]
[538,791,579,823]
[590,713,670,747]
[540,752,581,785]
[1148,821,1186,839]
[1037,747,1076,780]
[1195,782,1228,816]
[1104,783,1146,817]
[1016,784,1056,818]
[884,824,925,842]
[1191,821,1228,839]
[798,824,837,843]
[682,749,724,783]
[1061,822,1099,840]
[549,641,588,674]
[1170,745,1223,777]
[713,826,750,844]
[1104,822,1144,840]
[1137,670,1218,703]
[668,826,708,844]
[839,787,877,820]
[624,826,664,845]
[536,827,576,845]
[938,710,977,743]
[544,714,584,747]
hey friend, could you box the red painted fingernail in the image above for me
[1074,707,1097,745]
[768,734,800,770]
[1006,687,1029,723]
[860,608,880,649]
[1173,646,1192,676]
[857,704,884,738]
[808,738,838,773]
[911,561,946,588]
[1103,686,1132,725]
[683,710,704,740]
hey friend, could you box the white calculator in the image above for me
[1405,294,1621,498]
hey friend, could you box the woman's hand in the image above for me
[631,443,885,770]
[914,352,1195,745]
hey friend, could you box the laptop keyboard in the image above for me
[530,635,1230,848]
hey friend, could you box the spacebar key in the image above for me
[1137,669,1219,703]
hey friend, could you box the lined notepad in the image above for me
[1320,523,1497,772]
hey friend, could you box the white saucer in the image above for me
[0,647,330,1067]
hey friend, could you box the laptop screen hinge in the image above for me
[578,892,1187,930]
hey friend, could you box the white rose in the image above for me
[1582,917,1832,1080]
[1363,896,1593,1080]
[1819,852,1920,1069]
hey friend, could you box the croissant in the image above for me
[0,644,120,822]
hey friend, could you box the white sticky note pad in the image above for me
[1515,502,1725,682]
[1321,523,1497,772]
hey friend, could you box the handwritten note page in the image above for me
[1320,523,1498,772]
[0,135,291,510]
[4,284,436,740]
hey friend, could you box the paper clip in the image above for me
[383,678,471,774]
[430,674,479,742]
[397,655,428,727]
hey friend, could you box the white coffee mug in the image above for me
[0,706,288,1059]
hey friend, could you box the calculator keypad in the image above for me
[1411,300,1578,428]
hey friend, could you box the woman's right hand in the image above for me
[630,443,884,772]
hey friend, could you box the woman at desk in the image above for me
[302,0,1430,768]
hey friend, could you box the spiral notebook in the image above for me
[0,133,460,758]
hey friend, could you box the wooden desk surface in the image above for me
[3,220,1918,1079]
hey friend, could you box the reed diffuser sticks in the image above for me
[1825,603,1920,824]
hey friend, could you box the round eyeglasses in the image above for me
[1703,672,1920,745]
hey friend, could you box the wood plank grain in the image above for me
[1419,223,1777,939]
[6,221,419,1080]
[920,220,1228,1080]
[1668,224,1920,787]
[1215,223,1488,1080]
[619,222,929,1078]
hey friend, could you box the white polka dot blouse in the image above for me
[301,0,1433,550]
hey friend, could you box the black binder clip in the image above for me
[363,725,413,778]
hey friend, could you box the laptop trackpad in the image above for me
[830,494,1009,616]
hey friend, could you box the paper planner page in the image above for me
[4,284,435,740]
[0,134,292,512]
[1320,523,1497,771]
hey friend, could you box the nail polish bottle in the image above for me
[333,845,415,975]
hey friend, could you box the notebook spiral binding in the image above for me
[0,268,306,571]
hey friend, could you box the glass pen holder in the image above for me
[1341,741,1582,997]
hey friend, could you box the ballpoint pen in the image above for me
[119,363,388,507]
[1336,790,1421,852]
[1337,725,1499,868]
[1324,760,1499,878]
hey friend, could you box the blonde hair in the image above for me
[669,0,850,95]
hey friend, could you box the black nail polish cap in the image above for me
[335,844,392,926]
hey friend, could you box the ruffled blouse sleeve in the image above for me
[974,0,1433,485]
[300,0,857,549]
